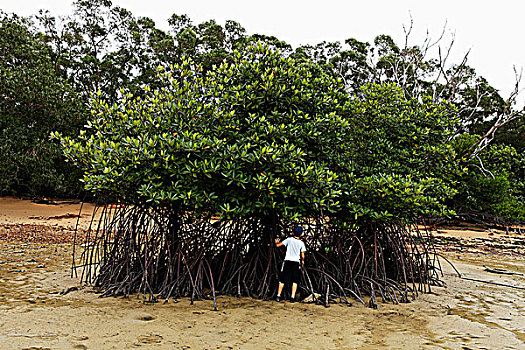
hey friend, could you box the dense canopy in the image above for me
[56,44,463,225]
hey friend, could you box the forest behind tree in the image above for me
[1,0,524,225]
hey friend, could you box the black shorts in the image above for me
[279,260,301,285]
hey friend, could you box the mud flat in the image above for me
[0,196,100,230]
[0,197,524,349]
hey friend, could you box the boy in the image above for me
[274,226,306,302]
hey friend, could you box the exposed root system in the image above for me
[74,204,442,308]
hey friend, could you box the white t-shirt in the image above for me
[282,237,306,262]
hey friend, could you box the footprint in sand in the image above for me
[137,314,155,321]
[136,334,163,344]
[129,311,156,322]
[71,335,89,341]
[72,345,88,350]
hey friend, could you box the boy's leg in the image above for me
[291,282,298,299]
[277,282,285,297]
[277,261,287,299]
[290,262,300,301]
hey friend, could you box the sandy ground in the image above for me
[0,197,524,349]
[0,197,100,230]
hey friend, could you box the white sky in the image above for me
[2,0,524,103]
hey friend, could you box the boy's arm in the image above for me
[301,251,305,265]
[275,238,284,247]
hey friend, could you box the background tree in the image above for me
[450,134,525,223]
[295,23,524,225]
[0,12,84,196]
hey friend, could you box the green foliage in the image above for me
[0,13,84,196]
[450,134,525,221]
[493,198,525,222]
[55,44,349,219]
[168,14,251,72]
[56,44,462,224]
[338,84,460,222]
[295,32,524,223]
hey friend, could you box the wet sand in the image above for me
[0,197,524,349]
[0,197,100,230]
